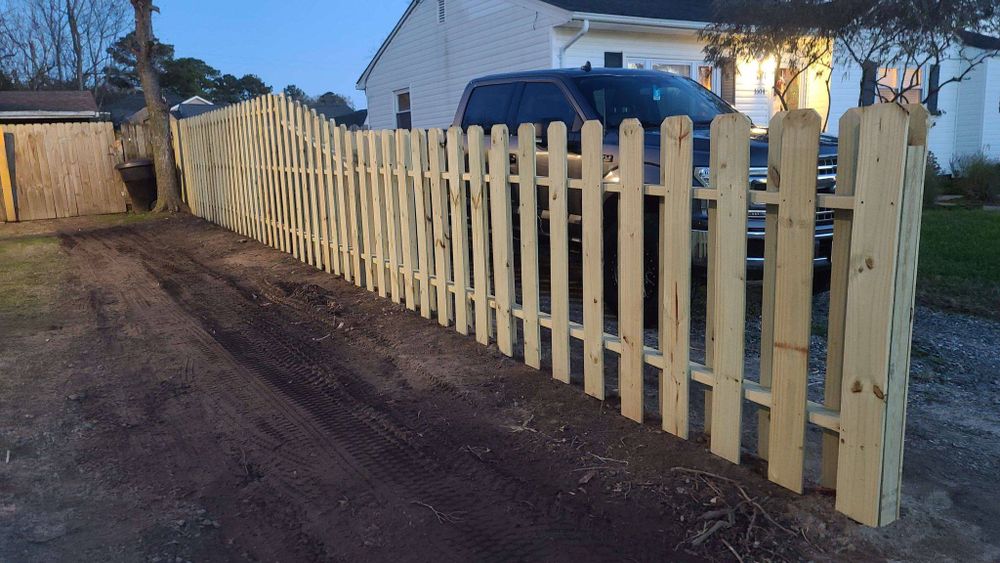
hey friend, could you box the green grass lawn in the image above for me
[917,207,1000,319]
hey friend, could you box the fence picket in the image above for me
[468,126,492,345]
[548,122,571,384]
[382,130,403,303]
[418,129,442,320]
[344,128,363,286]
[396,130,418,309]
[369,131,388,295]
[517,124,542,370]
[581,120,604,398]
[430,129,453,326]
[618,118,644,422]
[708,113,751,463]
[321,119,338,275]
[489,125,515,355]
[444,127,466,331]
[822,108,861,488]
[278,97,297,257]
[660,116,693,438]
[767,109,821,490]
[306,109,330,270]
[758,111,785,460]
[332,123,350,277]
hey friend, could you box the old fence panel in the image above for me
[0,122,126,221]
[177,95,928,527]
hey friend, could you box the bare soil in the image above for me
[0,214,994,562]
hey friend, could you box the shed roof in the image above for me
[0,90,99,115]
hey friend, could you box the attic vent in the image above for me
[437,0,445,23]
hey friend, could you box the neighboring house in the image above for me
[0,90,101,123]
[126,95,216,124]
[357,0,1000,167]
[826,30,1000,167]
[311,103,369,128]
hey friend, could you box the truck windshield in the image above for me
[572,74,735,129]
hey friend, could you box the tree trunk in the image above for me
[66,0,85,90]
[130,0,184,213]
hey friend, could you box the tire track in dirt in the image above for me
[63,226,672,561]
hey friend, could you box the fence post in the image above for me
[878,104,930,524]
[835,102,913,526]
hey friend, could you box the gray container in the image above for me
[115,159,156,211]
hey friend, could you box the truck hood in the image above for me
[602,124,838,168]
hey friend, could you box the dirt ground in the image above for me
[0,214,996,562]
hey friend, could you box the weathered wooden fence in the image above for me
[0,122,126,221]
[177,94,929,527]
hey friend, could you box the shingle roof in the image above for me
[0,90,98,113]
[540,0,719,22]
[959,30,1000,51]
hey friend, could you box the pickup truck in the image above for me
[451,67,838,308]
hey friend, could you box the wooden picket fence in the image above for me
[177,94,929,527]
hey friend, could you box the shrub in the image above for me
[950,152,1000,204]
[923,152,944,207]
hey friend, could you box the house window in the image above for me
[395,89,411,129]
[697,66,714,90]
[877,67,923,104]
[625,57,720,95]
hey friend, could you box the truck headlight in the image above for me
[693,167,711,187]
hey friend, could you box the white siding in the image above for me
[827,50,1000,169]
[953,60,987,159]
[558,27,773,126]
[978,57,1000,160]
[362,0,565,130]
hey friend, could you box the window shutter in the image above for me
[604,52,623,68]
[721,59,736,104]
[860,61,877,106]
[926,64,940,113]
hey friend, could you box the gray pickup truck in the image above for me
[452,67,838,307]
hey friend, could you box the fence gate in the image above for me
[177,95,929,527]
[0,122,127,222]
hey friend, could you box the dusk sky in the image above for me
[155,0,411,108]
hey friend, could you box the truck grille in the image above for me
[748,156,838,224]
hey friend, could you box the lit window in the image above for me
[395,89,411,129]
[698,66,714,90]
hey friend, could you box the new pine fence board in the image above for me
[176,97,927,528]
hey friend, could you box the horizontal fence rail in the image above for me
[177,94,929,527]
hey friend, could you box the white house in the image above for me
[356,0,1000,167]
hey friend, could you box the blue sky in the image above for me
[155,0,411,108]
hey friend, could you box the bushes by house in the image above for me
[950,152,1000,204]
